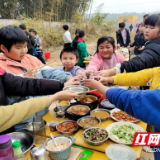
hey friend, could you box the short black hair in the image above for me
[60,47,78,59]
[29,28,34,32]
[119,22,125,28]
[0,25,29,52]
[145,14,160,27]
[143,14,149,18]
[19,24,26,30]
[30,30,37,35]
[63,25,69,30]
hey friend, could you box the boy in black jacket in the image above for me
[130,23,146,55]
[116,22,130,48]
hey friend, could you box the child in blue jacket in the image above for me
[83,79,160,160]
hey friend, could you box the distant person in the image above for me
[19,24,35,55]
[116,22,130,48]
[130,23,146,55]
[71,30,88,67]
[129,24,133,32]
[136,14,149,33]
[62,25,72,48]
[30,29,46,64]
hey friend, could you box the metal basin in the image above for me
[8,131,35,154]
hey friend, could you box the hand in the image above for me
[83,79,102,90]
[127,46,130,49]
[50,90,81,101]
[64,76,80,86]
[99,77,114,84]
[24,69,38,78]
[84,70,94,75]
[100,68,116,77]
[122,46,124,48]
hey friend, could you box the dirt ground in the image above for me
[45,41,154,160]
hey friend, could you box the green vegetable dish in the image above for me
[110,124,141,144]
[84,128,108,142]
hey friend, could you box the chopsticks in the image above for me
[36,60,56,70]
[78,89,97,95]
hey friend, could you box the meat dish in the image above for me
[67,105,90,115]
[57,122,78,132]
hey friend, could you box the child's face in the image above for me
[144,25,160,40]
[139,25,144,33]
[1,42,28,61]
[30,32,36,38]
[61,52,78,70]
[119,27,124,31]
[98,41,114,59]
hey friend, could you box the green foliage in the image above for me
[91,3,107,26]
[104,20,116,31]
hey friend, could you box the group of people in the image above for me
[1,13,160,160]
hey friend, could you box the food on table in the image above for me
[78,95,97,103]
[79,118,99,128]
[112,110,137,122]
[68,105,89,115]
[92,111,109,118]
[110,124,141,143]
[84,128,108,142]
[46,143,69,151]
[57,122,78,132]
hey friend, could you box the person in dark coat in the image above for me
[19,24,35,55]
[116,22,130,48]
[100,14,160,76]
[0,68,79,134]
[130,23,146,55]
[129,24,133,32]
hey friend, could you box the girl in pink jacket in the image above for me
[86,36,124,71]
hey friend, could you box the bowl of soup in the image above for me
[91,109,110,121]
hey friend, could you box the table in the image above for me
[25,101,147,160]
[83,60,91,67]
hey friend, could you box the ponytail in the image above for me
[73,30,85,49]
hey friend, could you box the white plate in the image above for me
[106,122,145,145]
[110,108,139,123]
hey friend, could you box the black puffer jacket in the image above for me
[130,32,146,55]
[0,69,64,106]
[121,37,160,73]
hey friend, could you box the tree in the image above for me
[91,3,107,26]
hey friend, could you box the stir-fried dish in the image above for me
[68,105,89,115]
[84,128,108,142]
[78,95,97,103]
[57,122,78,132]
[79,118,99,128]
[110,124,141,143]
[112,111,137,122]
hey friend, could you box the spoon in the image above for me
[50,133,61,151]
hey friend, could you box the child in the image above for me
[83,78,160,160]
[63,25,72,48]
[130,23,146,55]
[71,30,88,67]
[59,47,83,76]
[101,14,160,77]
[116,22,130,48]
[30,29,46,64]
[86,36,124,71]
[0,68,79,133]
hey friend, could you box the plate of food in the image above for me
[83,127,109,145]
[77,116,101,129]
[110,108,139,123]
[106,122,145,145]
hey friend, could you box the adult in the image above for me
[116,22,130,48]
[129,24,133,32]
[71,30,88,67]
[19,24,35,55]
[62,25,72,48]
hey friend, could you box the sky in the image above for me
[88,0,160,13]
